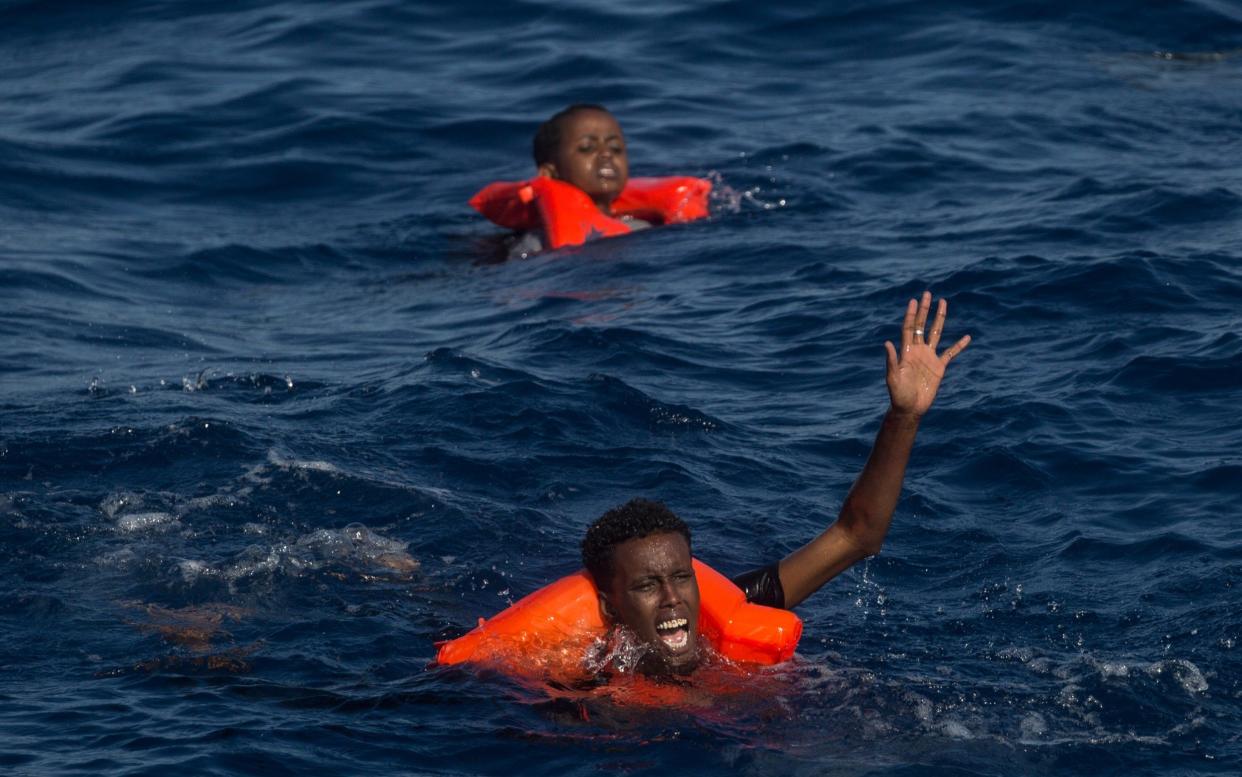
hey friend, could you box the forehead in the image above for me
[609,532,691,579]
[559,110,623,140]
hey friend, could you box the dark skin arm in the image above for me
[778,291,971,608]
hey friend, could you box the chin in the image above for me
[638,654,698,677]
[666,653,700,676]
[641,642,700,676]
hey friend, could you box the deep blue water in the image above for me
[2,1,1241,774]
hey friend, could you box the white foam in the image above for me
[221,545,285,582]
[180,494,237,512]
[267,449,338,473]
[177,559,217,581]
[1097,660,1131,678]
[582,628,654,675]
[95,548,138,567]
[1147,658,1208,693]
[296,523,420,573]
[1019,712,1048,740]
[909,693,935,723]
[100,492,144,519]
[940,720,973,739]
[116,511,178,533]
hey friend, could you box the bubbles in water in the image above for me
[1147,658,1208,694]
[115,511,179,533]
[909,692,935,723]
[1095,659,1131,679]
[996,646,1034,664]
[851,560,888,620]
[177,558,215,581]
[197,523,422,591]
[181,370,208,392]
[940,719,973,739]
[1019,712,1048,740]
[705,171,788,214]
[96,548,138,569]
[100,491,144,519]
[581,629,654,676]
[265,449,339,474]
[298,522,419,573]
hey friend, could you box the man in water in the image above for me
[581,291,971,674]
[508,104,648,257]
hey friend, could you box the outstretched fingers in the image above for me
[927,298,947,350]
[913,291,931,345]
[900,292,969,365]
[939,334,972,364]
[900,298,917,352]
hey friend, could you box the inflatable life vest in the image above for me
[469,176,712,251]
[436,559,801,677]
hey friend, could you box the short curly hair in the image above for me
[581,498,692,588]
[532,103,612,167]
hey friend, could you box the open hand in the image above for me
[884,291,971,417]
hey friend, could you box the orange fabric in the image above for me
[435,559,801,677]
[691,561,801,665]
[469,176,712,250]
[611,176,711,225]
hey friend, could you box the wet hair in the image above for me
[532,103,612,167]
[581,498,692,588]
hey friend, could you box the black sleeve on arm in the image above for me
[730,563,786,610]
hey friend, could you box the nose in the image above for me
[658,579,681,606]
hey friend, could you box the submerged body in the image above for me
[506,215,650,259]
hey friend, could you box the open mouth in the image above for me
[655,617,690,651]
[598,166,618,180]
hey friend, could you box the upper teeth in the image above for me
[657,618,687,631]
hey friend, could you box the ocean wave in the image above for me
[3,0,1241,772]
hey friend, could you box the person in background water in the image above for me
[581,292,971,675]
[508,104,650,258]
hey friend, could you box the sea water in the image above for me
[1,1,1240,774]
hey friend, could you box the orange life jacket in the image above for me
[469,176,712,250]
[435,559,801,678]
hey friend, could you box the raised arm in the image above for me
[777,291,970,609]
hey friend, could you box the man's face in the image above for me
[601,532,701,673]
[539,109,629,213]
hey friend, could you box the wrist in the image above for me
[886,406,923,427]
